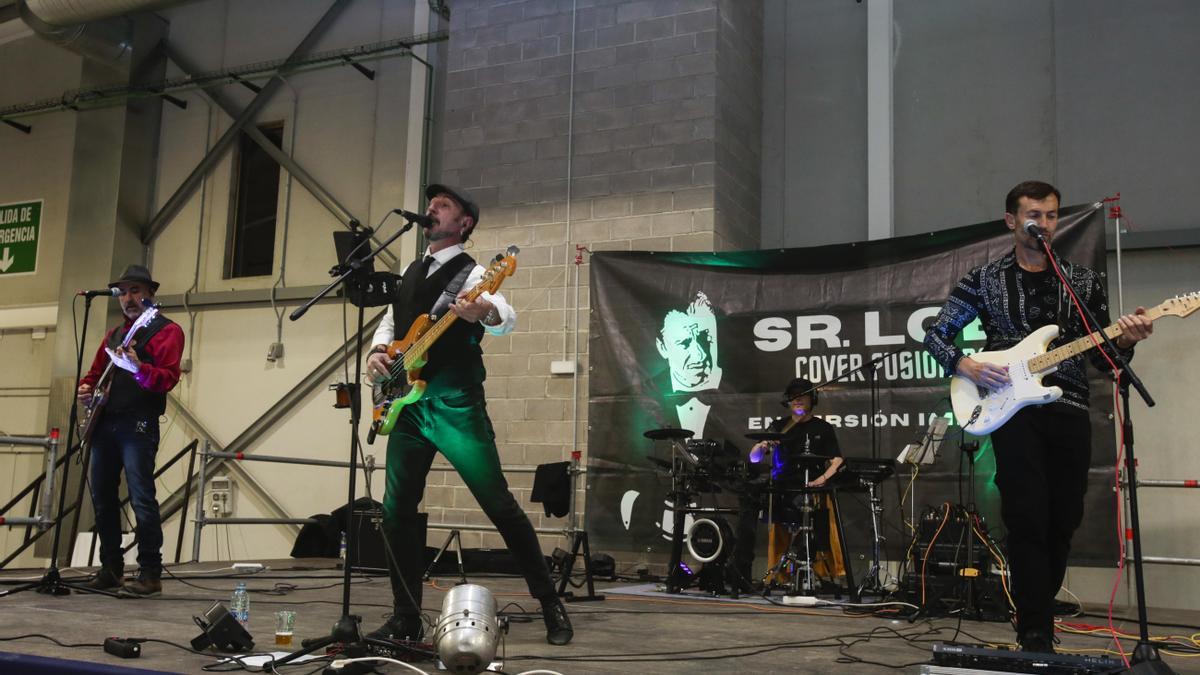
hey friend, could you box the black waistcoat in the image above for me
[390,253,487,395]
[104,314,174,417]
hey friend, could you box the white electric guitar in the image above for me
[951,292,1200,435]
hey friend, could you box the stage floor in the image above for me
[1,559,1197,674]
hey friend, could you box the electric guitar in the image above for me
[950,292,1199,435]
[77,303,161,445]
[369,247,519,441]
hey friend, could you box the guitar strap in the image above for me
[427,264,474,322]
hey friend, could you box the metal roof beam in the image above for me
[141,0,352,245]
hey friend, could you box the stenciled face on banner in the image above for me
[655,291,723,434]
[587,206,1120,567]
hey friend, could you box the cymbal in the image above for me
[789,452,829,465]
[745,432,785,442]
[644,427,695,441]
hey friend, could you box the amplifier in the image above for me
[340,508,400,572]
[912,507,995,575]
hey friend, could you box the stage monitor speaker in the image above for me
[191,602,255,652]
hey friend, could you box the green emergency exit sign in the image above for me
[0,200,41,276]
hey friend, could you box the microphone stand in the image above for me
[1031,232,1170,674]
[792,345,907,459]
[274,216,418,666]
[2,294,121,598]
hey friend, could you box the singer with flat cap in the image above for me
[924,180,1153,652]
[76,264,184,597]
[364,183,573,646]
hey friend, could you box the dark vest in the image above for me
[391,253,486,395]
[104,315,174,417]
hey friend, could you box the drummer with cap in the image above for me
[731,377,844,589]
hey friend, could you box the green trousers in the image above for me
[381,385,555,614]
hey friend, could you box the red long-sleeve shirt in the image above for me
[82,319,185,394]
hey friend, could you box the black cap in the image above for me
[784,377,816,401]
[425,183,480,226]
[108,264,160,293]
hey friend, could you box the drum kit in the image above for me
[643,426,896,600]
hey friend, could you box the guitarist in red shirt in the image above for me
[76,265,183,597]
[364,184,572,646]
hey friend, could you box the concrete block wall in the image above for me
[713,0,763,250]
[426,0,761,556]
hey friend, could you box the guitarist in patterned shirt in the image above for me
[76,264,183,598]
[364,184,572,646]
[923,181,1152,652]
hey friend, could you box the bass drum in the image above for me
[686,517,735,564]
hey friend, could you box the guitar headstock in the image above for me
[1158,292,1200,319]
[478,246,519,293]
[132,302,160,331]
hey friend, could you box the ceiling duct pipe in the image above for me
[17,0,189,64]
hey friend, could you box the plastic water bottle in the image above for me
[231,582,249,627]
[339,531,347,563]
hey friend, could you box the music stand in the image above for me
[897,416,948,466]
[895,415,948,571]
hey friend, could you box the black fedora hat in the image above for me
[108,264,160,293]
[425,183,480,226]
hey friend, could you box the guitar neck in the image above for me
[402,284,489,370]
[1030,304,1168,372]
[94,361,117,391]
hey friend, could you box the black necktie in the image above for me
[421,255,436,277]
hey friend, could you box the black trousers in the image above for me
[381,386,555,615]
[990,405,1091,637]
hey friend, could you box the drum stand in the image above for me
[856,479,887,597]
[664,441,696,594]
[763,467,818,597]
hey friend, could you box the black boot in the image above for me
[1019,628,1055,654]
[540,596,573,646]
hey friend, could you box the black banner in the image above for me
[586,204,1118,568]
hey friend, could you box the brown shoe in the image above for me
[86,564,124,591]
[120,573,162,598]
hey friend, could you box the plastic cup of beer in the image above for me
[274,610,296,646]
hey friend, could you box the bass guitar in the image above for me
[950,292,1198,434]
[369,247,519,441]
[77,303,161,445]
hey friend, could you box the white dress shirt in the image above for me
[370,244,516,347]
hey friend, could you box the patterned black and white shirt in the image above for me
[924,250,1133,412]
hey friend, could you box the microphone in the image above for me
[393,209,434,228]
[1023,220,1046,240]
[78,287,121,298]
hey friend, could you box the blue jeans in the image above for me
[89,413,162,574]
